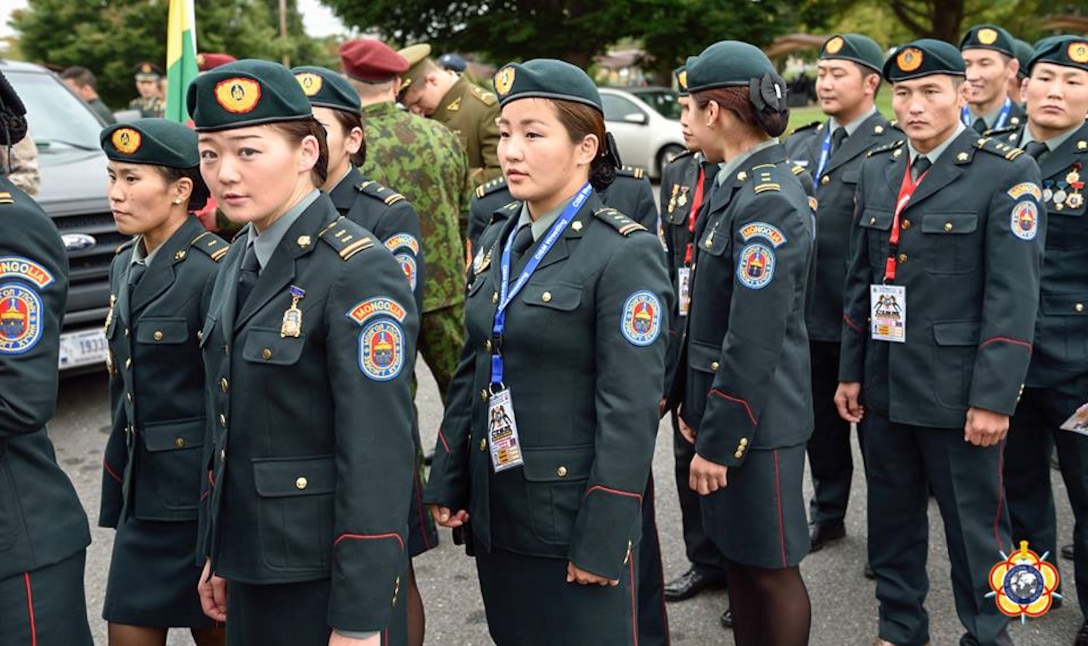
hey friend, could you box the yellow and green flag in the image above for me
[164,0,198,122]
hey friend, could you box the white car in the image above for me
[599,86,686,180]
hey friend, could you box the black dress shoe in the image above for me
[809,522,846,553]
[720,607,733,629]
[1075,619,1088,646]
[864,563,875,580]
[663,567,727,602]
[1062,543,1075,561]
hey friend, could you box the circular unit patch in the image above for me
[359,319,405,381]
[621,290,662,347]
[0,283,43,355]
[395,253,418,292]
[737,243,776,290]
[1011,200,1038,240]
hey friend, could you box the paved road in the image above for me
[53,358,1082,645]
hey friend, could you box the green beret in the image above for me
[187,59,314,133]
[1029,35,1088,74]
[883,39,965,82]
[100,118,199,168]
[820,34,885,73]
[492,59,601,113]
[1012,39,1034,78]
[674,65,688,97]
[291,66,361,114]
[959,24,1016,57]
[686,41,776,92]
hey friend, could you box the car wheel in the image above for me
[656,144,686,179]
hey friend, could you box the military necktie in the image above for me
[830,127,849,155]
[236,243,260,308]
[128,260,147,296]
[972,117,988,133]
[1023,140,1048,161]
[911,155,931,182]
[509,224,534,264]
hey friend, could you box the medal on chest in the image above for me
[281,285,305,338]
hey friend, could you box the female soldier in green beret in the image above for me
[98,118,227,646]
[679,41,815,645]
[425,58,672,645]
[188,59,418,646]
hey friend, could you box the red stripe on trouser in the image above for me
[629,557,639,646]
[993,440,1006,553]
[24,572,37,646]
[774,450,787,568]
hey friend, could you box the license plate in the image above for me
[58,327,108,370]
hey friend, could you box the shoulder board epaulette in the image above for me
[115,238,136,255]
[975,136,1024,161]
[594,207,646,236]
[190,230,229,262]
[470,84,498,106]
[488,201,519,226]
[790,164,806,176]
[982,124,1019,138]
[789,120,821,136]
[356,179,406,206]
[475,176,509,199]
[319,217,374,260]
[0,190,14,205]
[751,163,780,194]
[867,139,905,157]
[616,165,646,180]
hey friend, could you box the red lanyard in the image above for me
[683,166,706,265]
[884,160,928,283]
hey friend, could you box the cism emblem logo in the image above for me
[986,541,1061,621]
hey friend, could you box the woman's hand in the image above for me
[677,413,696,445]
[689,453,728,495]
[197,559,228,622]
[429,505,470,528]
[566,562,619,586]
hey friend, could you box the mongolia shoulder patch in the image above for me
[737,243,776,289]
[358,319,405,381]
[1011,201,1039,241]
[346,297,408,325]
[620,290,662,346]
[0,256,55,288]
[384,233,420,255]
[0,282,44,354]
[1007,182,1042,201]
[738,222,787,248]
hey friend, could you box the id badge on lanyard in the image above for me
[677,267,692,316]
[870,161,926,343]
[487,389,523,472]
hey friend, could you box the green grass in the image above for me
[788,91,895,131]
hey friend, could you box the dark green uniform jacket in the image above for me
[200,196,418,634]
[840,131,1045,426]
[987,121,1088,387]
[466,167,659,252]
[328,167,426,317]
[677,144,815,466]
[0,177,91,579]
[426,191,672,581]
[785,114,901,341]
[100,216,227,527]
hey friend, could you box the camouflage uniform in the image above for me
[128,96,164,118]
[0,133,40,197]
[361,100,473,400]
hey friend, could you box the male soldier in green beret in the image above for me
[836,39,1044,646]
[1008,38,1035,105]
[128,62,165,118]
[785,33,901,556]
[398,43,502,187]
[959,25,1025,133]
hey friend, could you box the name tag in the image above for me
[488,388,524,472]
[870,284,906,343]
[677,267,692,317]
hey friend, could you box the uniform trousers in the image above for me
[1005,379,1088,618]
[863,411,1011,646]
[0,551,92,646]
[638,472,669,645]
[806,340,864,526]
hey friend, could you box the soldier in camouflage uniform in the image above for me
[0,131,40,196]
[128,63,165,118]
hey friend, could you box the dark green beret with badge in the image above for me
[959,24,1016,57]
[674,65,688,97]
[187,59,314,132]
[1013,39,1035,79]
[291,66,361,114]
[492,59,602,113]
[1029,35,1088,74]
[883,39,965,82]
[821,33,885,73]
[686,40,777,92]
[100,118,199,168]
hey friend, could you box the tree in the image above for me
[10,0,328,109]
[833,0,1043,44]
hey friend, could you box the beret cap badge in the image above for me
[494,67,516,97]
[977,28,999,45]
[1070,42,1088,64]
[824,36,845,55]
[294,72,324,97]
[897,48,924,73]
[111,128,142,155]
[214,77,262,114]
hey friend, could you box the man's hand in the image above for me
[566,562,619,586]
[964,407,1009,447]
[835,382,865,423]
[197,559,227,622]
[430,505,470,528]
[677,410,696,445]
[689,453,728,495]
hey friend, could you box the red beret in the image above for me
[196,53,237,72]
[339,39,409,83]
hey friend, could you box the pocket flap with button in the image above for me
[242,328,306,365]
[253,455,336,497]
[698,226,731,257]
[921,212,978,235]
[687,339,722,374]
[522,284,582,311]
[859,208,894,231]
[522,445,594,482]
[1040,293,1088,316]
[932,320,981,346]
[840,169,860,184]
[141,417,206,452]
[136,318,189,344]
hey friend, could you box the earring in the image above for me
[173,199,181,204]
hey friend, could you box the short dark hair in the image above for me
[157,165,210,211]
[330,108,367,168]
[60,66,97,90]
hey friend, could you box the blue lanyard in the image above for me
[961,97,1011,130]
[812,124,834,192]
[490,182,593,386]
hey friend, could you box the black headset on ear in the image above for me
[748,72,790,137]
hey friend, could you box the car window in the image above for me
[6,70,103,152]
[602,94,645,122]
[632,90,681,120]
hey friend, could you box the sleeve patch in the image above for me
[394,253,418,292]
[0,282,44,354]
[346,297,408,325]
[620,290,662,346]
[358,319,405,381]
[738,222,787,248]
[0,256,55,288]
[384,233,420,255]
[1011,201,1039,241]
[736,243,776,290]
[1006,182,1042,201]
